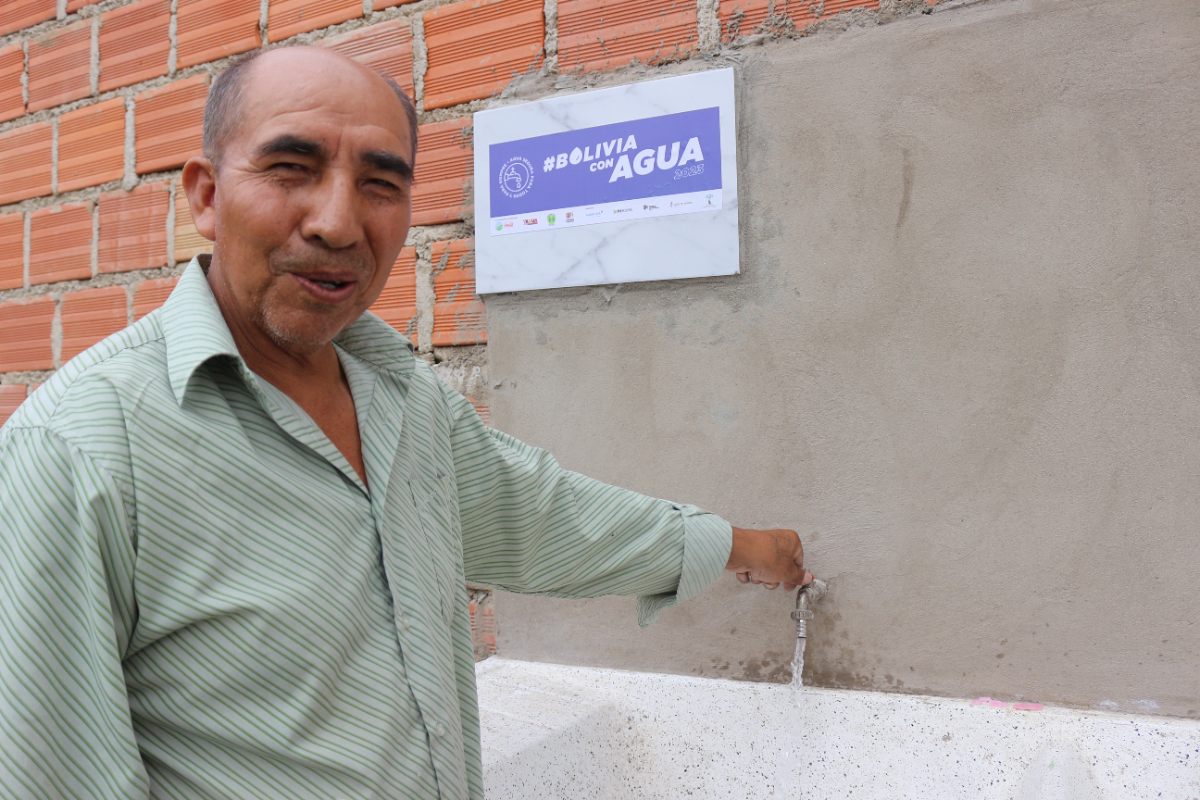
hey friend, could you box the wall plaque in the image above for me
[473,68,739,293]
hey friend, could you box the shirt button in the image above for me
[399,615,411,630]
[433,722,447,737]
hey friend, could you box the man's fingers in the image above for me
[781,571,815,592]
[736,571,750,584]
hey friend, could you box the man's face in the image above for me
[203,50,413,353]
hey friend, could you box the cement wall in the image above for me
[486,0,1200,717]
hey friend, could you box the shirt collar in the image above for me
[163,255,416,406]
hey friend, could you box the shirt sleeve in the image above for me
[0,426,149,799]
[445,388,732,627]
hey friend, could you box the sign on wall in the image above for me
[473,69,739,293]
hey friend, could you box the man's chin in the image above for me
[258,308,357,355]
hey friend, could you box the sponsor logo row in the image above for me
[494,210,585,231]
[489,190,721,237]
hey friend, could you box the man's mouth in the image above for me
[291,273,360,302]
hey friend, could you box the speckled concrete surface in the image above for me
[477,658,1200,799]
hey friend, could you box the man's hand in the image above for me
[726,527,814,591]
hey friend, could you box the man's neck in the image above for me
[204,256,369,485]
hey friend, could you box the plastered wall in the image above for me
[488,0,1200,718]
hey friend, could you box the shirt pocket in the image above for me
[411,472,464,628]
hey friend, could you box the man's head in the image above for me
[182,47,417,357]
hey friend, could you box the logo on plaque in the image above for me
[498,156,534,199]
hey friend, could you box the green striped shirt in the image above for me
[0,258,732,800]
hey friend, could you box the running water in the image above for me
[791,633,808,696]
[774,580,828,798]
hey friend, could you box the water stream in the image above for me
[791,633,807,696]
[774,639,808,800]
[776,581,826,799]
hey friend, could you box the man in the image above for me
[0,48,811,799]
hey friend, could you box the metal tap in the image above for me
[791,578,828,639]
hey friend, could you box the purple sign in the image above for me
[489,107,722,219]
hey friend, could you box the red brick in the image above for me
[99,0,171,93]
[268,0,362,43]
[468,600,496,652]
[27,18,92,112]
[0,295,54,372]
[136,75,208,174]
[369,246,418,344]
[431,239,485,346]
[0,123,52,205]
[98,182,170,273]
[412,117,471,226]
[0,0,55,37]
[67,0,97,11]
[423,0,543,110]
[29,202,92,285]
[0,384,28,426]
[177,0,261,70]
[719,0,878,40]
[58,98,126,193]
[61,285,127,362]
[321,19,414,96]
[32,207,91,281]
[373,0,420,9]
[0,214,24,290]
[174,184,211,262]
[133,276,178,319]
[559,0,695,72]
[0,44,24,124]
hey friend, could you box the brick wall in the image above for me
[0,0,935,656]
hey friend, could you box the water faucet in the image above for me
[790,578,828,639]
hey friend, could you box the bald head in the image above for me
[203,47,419,170]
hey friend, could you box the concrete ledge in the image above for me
[477,658,1200,799]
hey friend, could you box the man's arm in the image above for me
[443,384,808,624]
[0,426,149,799]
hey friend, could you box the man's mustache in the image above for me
[268,247,373,278]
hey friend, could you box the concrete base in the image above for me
[477,658,1200,799]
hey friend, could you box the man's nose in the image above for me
[301,172,364,250]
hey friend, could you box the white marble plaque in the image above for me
[473,68,739,293]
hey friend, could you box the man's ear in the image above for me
[181,157,217,242]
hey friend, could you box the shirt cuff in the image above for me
[635,504,733,627]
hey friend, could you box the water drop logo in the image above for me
[498,156,534,199]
